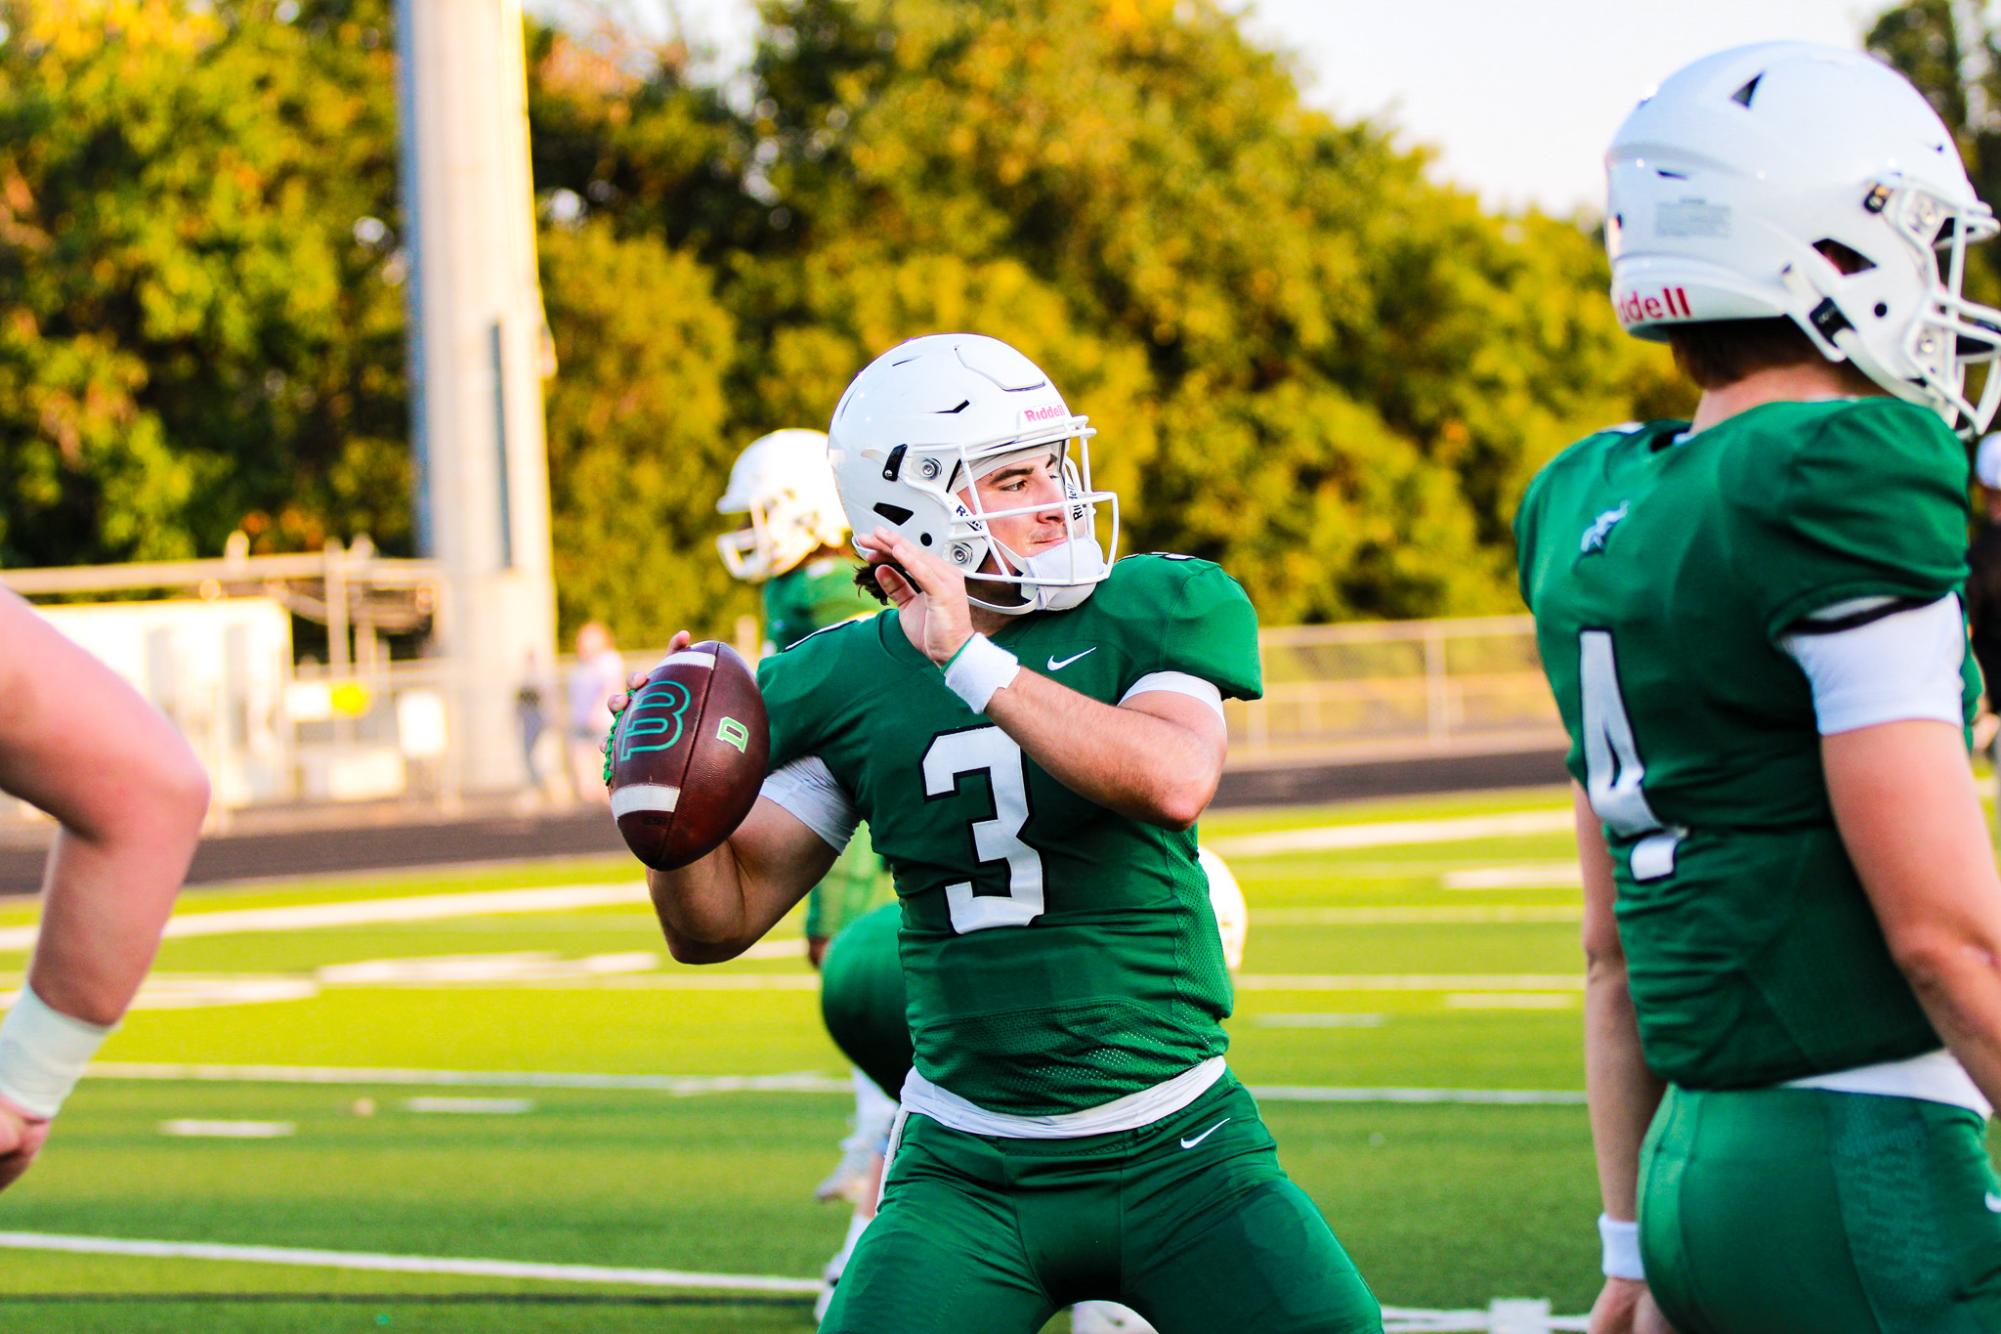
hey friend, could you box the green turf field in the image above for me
[0,786,1835,1331]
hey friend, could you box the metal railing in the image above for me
[1226,615,1562,765]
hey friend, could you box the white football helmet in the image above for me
[827,334,1119,615]
[715,429,849,582]
[1198,845,1247,973]
[1607,41,2001,433]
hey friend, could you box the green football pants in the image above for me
[1640,1083,2001,1333]
[818,901,913,1100]
[818,1074,1382,1333]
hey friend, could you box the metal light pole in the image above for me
[395,0,559,795]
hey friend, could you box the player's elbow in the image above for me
[662,929,750,966]
[1146,773,1215,831]
[1888,923,1999,1007]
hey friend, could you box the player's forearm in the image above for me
[1826,721,2001,1105]
[646,845,762,963]
[1573,785,1661,1219]
[1585,959,1662,1219]
[27,814,202,1026]
[986,671,1218,828]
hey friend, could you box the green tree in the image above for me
[730,0,1671,617]
[1867,0,2001,305]
[539,218,749,645]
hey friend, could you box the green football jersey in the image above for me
[762,557,873,654]
[758,554,1262,1116]
[759,556,893,940]
[1516,398,1979,1089]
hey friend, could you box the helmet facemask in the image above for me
[1784,177,2001,435]
[950,439,1118,614]
[863,424,1119,616]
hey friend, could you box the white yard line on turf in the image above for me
[1205,809,1572,857]
[0,883,648,951]
[0,1234,1583,1329]
[0,1232,821,1294]
[1254,906,1579,925]
[83,1061,1583,1105]
[91,1064,852,1094]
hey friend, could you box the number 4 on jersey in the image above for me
[1579,629,1684,881]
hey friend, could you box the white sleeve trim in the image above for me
[759,757,861,852]
[1780,595,1965,735]
[1118,671,1225,721]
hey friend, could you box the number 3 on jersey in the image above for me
[922,726,1046,933]
[1579,629,1684,881]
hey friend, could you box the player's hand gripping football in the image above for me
[602,631,694,780]
[0,1091,51,1192]
[861,526,974,666]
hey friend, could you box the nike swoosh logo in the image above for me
[1986,1192,2001,1213]
[1046,648,1097,671]
[1180,1117,1231,1150]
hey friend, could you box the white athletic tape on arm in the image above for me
[0,986,113,1120]
[1780,595,1965,735]
[942,634,1020,714]
[1598,1213,1644,1281]
[761,757,861,852]
[1119,671,1225,721]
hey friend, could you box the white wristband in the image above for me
[1599,1213,1644,1281]
[0,986,113,1120]
[941,633,1020,714]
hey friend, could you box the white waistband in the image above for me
[1780,1048,1990,1117]
[898,1057,1228,1140]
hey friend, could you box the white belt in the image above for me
[899,1056,1228,1140]
[1781,1047,1990,1117]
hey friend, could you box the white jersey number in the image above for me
[922,726,1047,933]
[1578,629,1683,881]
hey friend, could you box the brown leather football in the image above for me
[607,642,769,871]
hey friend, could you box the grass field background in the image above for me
[0,785,1880,1331]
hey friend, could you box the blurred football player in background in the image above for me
[632,333,1379,1332]
[0,589,208,1191]
[715,428,900,1309]
[1519,42,2001,1334]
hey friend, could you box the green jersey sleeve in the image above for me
[1142,558,1263,700]
[757,617,873,771]
[1738,400,1970,639]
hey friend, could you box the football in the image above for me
[606,641,770,871]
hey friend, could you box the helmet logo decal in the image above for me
[1615,286,1694,323]
[1023,403,1067,424]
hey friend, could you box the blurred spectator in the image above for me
[566,622,625,802]
[516,651,553,799]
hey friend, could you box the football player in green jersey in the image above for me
[715,427,901,1298]
[635,333,1380,1333]
[1519,43,2001,1334]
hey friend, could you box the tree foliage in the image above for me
[0,0,1681,632]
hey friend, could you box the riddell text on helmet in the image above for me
[1616,286,1695,323]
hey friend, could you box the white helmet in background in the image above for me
[1606,41,2001,434]
[826,333,1119,615]
[715,429,849,582]
[1198,845,1248,973]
